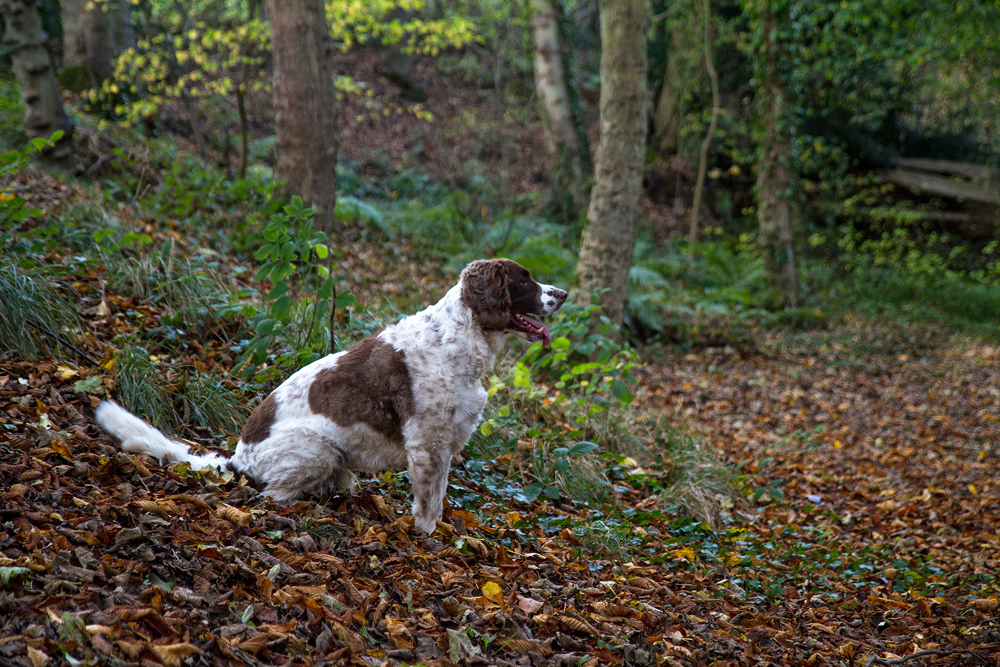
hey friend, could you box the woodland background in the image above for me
[0,1,999,666]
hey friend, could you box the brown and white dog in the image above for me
[95,259,567,532]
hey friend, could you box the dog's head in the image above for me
[460,259,567,347]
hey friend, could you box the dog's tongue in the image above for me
[522,314,551,348]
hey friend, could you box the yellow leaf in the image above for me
[482,581,503,605]
[969,484,978,495]
[675,547,696,562]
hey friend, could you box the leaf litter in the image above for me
[1,223,999,666]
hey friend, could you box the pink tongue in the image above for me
[521,314,551,348]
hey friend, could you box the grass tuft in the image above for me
[111,343,177,431]
[181,373,247,437]
[0,261,77,358]
[106,239,234,331]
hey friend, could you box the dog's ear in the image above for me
[461,260,511,330]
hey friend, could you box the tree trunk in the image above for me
[61,0,87,68]
[83,0,131,84]
[574,0,647,330]
[0,0,75,170]
[531,0,585,216]
[753,8,799,307]
[267,0,339,237]
[653,25,684,154]
[689,0,720,249]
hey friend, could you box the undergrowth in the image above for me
[0,261,77,358]
[461,302,734,536]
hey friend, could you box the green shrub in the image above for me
[463,302,733,521]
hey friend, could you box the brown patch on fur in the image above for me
[241,393,278,444]
[308,337,415,442]
[461,259,511,329]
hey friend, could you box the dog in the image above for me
[96,259,567,533]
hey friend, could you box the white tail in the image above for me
[94,400,229,470]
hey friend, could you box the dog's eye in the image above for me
[520,276,529,285]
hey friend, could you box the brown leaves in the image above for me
[216,504,252,526]
[150,642,201,666]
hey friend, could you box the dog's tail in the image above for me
[94,400,229,470]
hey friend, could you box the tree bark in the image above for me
[689,0,720,249]
[754,8,799,307]
[266,0,339,238]
[0,0,75,170]
[531,0,585,215]
[61,0,87,68]
[83,0,132,84]
[574,0,647,330]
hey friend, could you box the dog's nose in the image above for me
[552,288,568,303]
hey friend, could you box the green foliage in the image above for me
[461,303,731,519]
[326,0,478,56]
[228,196,356,381]
[379,190,572,279]
[91,8,269,126]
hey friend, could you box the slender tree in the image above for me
[266,0,339,239]
[531,0,585,215]
[689,0,720,249]
[0,0,75,170]
[748,0,799,307]
[574,0,647,329]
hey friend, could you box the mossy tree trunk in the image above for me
[751,1,799,307]
[574,0,647,330]
[531,0,585,216]
[266,0,339,238]
[0,0,75,170]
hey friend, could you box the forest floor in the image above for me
[2,49,999,667]
[2,286,999,667]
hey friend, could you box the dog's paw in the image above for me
[413,513,439,534]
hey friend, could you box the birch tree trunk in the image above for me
[753,5,799,307]
[574,0,647,330]
[266,0,339,237]
[0,0,75,170]
[531,0,584,214]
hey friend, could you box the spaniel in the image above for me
[96,259,567,533]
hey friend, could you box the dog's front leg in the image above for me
[406,445,453,534]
